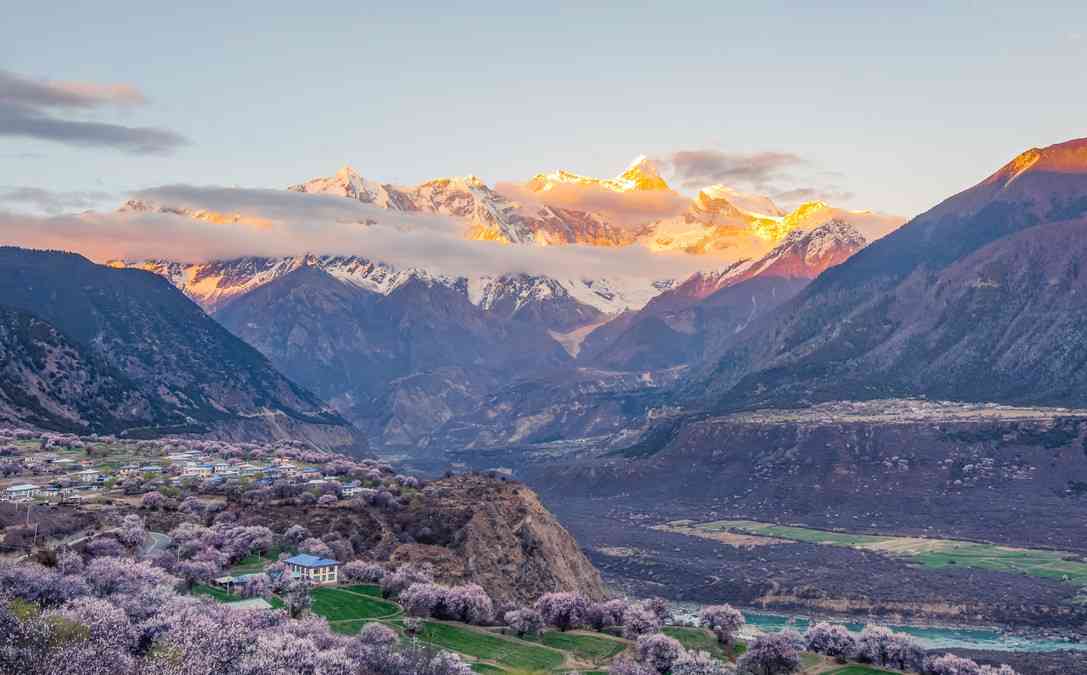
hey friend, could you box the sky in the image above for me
[1,1,1085,219]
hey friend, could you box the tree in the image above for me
[924,653,983,675]
[805,622,856,660]
[285,580,312,619]
[116,514,146,549]
[341,560,386,584]
[671,650,737,675]
[444,584,494,625]
[736,632,800,675]
[622,604,662,640]
[401,583,445,618]
[587,599,629,631]
[282,524,309,546]
[380,564,433,597]
[239,573,272,599]
[534,592,589,631]
[174,559,219,590]
[644,597,672,624]
[317,494,338,507]
[700,604,745,650]
[636,633,684,674]
[609,656,656,675]
[298,537,334,559]
[505,608,544,637]
[141,491,165,510]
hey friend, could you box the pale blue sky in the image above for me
[2,1,1084,217]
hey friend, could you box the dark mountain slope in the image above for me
[0,306,168,433]
[579,221,866,372]
[0,247,362,448]
[694,138,1087,409]
[213,263,573,446]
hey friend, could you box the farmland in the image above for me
[665,520,1087,584]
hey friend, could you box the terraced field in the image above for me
[668,519,1087,584]
[192,580,892,673]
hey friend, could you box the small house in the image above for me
[118,465,140,477]
[182,464,213,478]
[2,484,39,502]
[74,469,100,484]
[284,554,339,585]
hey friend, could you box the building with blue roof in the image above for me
[285,553,340,585]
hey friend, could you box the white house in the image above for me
[284,554,339,585]
[74,469,100,484]
[2,484,38,502]
[182,464,213,478]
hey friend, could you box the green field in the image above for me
[310,587,401,621]
[227,548,286,575]
[535,631,626,662]
[827,666,897,674]
[339,583,384,597]
[417,621,566,671]
[662,626,725,659]
[191,584,235,602]
[681,519,1087,584]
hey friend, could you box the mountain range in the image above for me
[7,139,1087,458]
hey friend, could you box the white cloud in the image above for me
[0,185,716,283]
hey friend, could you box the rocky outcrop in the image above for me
[391,475,607,604]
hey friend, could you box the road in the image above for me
[142,531,172,557]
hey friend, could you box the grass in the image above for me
[227,548,285,575]
[416,621,566,672]
[340,584,384,597]
[535,630,626,662]
[826,667,897,674]
[310,587,401,621]
[687,519,1087,584]
[661,625,744,660]
[470,665,506,674]
[191,584,235,602]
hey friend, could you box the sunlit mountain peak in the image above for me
[526,156,670,194]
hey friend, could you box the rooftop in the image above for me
[285,553,339,568]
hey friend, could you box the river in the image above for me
[674,604,1087,653]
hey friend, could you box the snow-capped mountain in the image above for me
[525,155,670,193]
[111,254,669,318]
[288,166,633,246]
[575,221,868,372]
[672,219,868,301]
[639,187,898,257]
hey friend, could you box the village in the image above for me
[0,435,367,507]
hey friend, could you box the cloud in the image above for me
[0,186,715,283]
[772,187,855,205]
[0,69,189,154]
[664,150,807,192]
[0,186,115,214]
[495,181,689,228]
[0,69,146,109]
[656,148,863,210]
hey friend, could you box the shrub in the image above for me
[534,592,589,631]
[636,633,684,674]
[736,632,800,675]
[700,604,745,648]
[505,608,544,637]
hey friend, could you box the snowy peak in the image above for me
[287,166,408,210]
[695,185,784,220]
[673,219,867,301]
[526,155,671,194]
[615,155,669,192]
